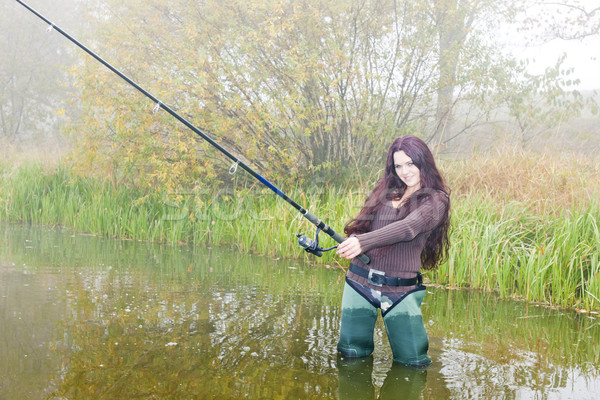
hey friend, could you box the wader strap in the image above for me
[349,263,422,287]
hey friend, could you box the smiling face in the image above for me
[393,150,421,193]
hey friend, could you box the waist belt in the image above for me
[349,263,422,287]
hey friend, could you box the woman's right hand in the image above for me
[336,236,362,260]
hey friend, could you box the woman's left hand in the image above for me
[336,237,362,260]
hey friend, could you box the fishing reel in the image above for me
[296,227,338,257]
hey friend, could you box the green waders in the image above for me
[337,280,431,367]
[337,281,379,358]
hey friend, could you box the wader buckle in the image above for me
[367,269,386,287]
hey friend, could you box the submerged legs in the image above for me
[337,280,431,367]
[337,282,378,358]
[382,288,431,367]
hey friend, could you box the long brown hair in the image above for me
[345,135,451,270]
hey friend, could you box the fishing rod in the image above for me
[15,0,370,264]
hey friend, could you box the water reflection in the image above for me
[338,356,428,399]
[1,224,599,399]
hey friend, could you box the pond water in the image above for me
[1,224,599,399]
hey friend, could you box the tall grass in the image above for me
[0,163,360,260]
[434,148,600,310]
[1,150,599,311]
[431,194,600,310]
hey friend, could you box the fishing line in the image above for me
[14,0,369,264]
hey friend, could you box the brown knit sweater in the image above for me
[347,189,449,292]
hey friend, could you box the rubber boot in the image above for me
[382,287,431,367]
[337,282,379,358]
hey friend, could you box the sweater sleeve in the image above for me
[355,192,448,252]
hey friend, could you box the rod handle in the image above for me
[303,211,370,264]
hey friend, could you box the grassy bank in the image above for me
[1,152,599,311]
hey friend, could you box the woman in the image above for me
[336,135,450,367]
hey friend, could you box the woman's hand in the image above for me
[336,236,363,260]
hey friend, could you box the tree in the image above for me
[191,0,440,178]
[428,0,473,148]
[0,0,78,144]
[537,0,600,40]
[424,0,596,152]
[496,0,599,146]
[65,0,595,189]
[68,0,440,188]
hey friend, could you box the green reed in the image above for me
[431,194,600,311]
[1,162,598,310]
